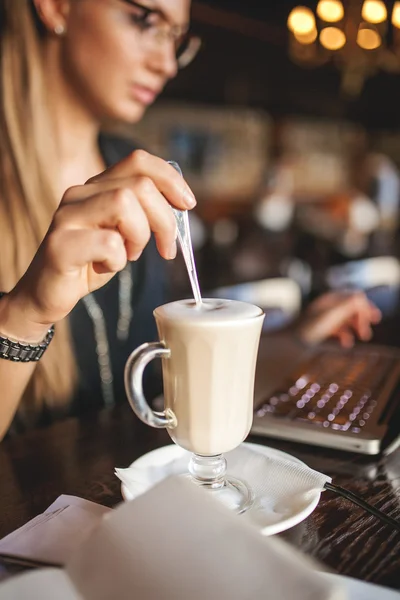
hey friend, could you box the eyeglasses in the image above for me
[120,0,201,69]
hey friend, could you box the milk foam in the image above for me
[154,298,263,323]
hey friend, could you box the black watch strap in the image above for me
[0,292,55,362]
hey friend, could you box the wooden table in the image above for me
[1,398,400,589]
[1,328,400,589]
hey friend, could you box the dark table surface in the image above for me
[1,398,400,590]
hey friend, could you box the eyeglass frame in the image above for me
[118,0,201,69]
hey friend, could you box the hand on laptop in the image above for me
[295,291,382,347]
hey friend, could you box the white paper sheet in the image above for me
[0,495,111,566]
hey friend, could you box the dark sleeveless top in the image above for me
[68,133,166,415]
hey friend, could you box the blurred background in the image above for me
[111,0,400,339]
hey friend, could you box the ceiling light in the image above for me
[294,27,318,44]
[357,24,382,49]
[317,0,344,23]
[287,6,316,35]
[392,2,400,28]
[361,0,387,24]
[320,26,346,50]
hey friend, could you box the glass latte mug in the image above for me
[124,298,264,513]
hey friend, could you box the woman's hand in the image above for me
[295,291,382,347]
[4,151,196,339]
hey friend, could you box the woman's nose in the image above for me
[148,43,179,80]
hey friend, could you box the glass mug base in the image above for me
[187,453,255,515]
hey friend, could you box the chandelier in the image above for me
[287,0,400,96]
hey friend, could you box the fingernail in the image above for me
[184,189,196,208]
[130,250,142,261]
[167,241,177,260]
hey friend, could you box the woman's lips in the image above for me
[130,84,158,105]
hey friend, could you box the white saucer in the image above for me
[120,442,322,536]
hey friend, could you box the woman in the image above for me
[0,0,380,440]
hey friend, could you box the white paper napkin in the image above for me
[115,444,331,532]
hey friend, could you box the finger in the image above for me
[49,228,128,274]
[350,307,371,340]
[60,185,176,260]
[368,302,382,323]
[86,150,196,210]
[349,295,379,339]
[79,178,177,259]
[70,183,176,260]
[335,328,355,348]
[328,293,367,338]
[133,176,177,259]
[351,315,372,341]
[55,189,151,261]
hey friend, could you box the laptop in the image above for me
[252,342,400,455]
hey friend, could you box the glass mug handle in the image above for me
[124,342,177,429]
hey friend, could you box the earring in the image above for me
[54,24,66,36]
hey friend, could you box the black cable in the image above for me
[325,482,400,532]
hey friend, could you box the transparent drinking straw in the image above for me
[168,161,202,306]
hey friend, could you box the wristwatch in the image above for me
[0,292,55,362]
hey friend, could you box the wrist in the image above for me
[0,291,52,343]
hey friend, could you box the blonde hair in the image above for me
[0,0,77,419]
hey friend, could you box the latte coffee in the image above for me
[154,299,264,456]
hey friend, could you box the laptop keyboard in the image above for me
[255,350,397,434]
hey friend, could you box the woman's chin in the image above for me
[96,99,146,125]
[116,101,147,124]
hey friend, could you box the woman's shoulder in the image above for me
[98,132,144,168]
